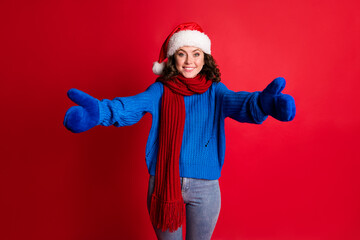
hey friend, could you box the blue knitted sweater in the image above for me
[98,82,267,180]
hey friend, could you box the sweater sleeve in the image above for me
[98,82,163,127]
[216,82,268,124]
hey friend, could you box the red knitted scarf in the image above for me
[150,74,212,232]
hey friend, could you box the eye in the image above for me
[177,52,185,57]
[194,52,200,57]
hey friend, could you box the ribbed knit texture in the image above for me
[99,81,267,180]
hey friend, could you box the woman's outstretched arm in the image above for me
[217,77,295,123]
[64,82,163,133]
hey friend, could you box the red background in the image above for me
[1,0,359,239]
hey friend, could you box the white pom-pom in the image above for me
[152,61,165,75]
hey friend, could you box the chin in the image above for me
[181,71,200,78]
[183,74,196,78]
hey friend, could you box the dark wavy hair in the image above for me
[159,53,221,82]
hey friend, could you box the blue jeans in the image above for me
[147,175,221,240]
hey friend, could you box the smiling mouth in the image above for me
[183,67,195,72]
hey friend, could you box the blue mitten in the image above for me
[64,89,100,133]
[259,77,296,121]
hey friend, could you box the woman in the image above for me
[64,22,295,240]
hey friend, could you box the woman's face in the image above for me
[174,46,205,78]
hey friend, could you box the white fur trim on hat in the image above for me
[152,61,165,75]
[167,30,211,57]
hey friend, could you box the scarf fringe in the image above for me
[150,193,185,232]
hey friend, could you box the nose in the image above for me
[185,55,193,64]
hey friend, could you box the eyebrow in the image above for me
[177,48,202,53]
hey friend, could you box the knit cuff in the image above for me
[98,100,112,126]
[251,92,268,124]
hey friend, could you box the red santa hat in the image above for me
[152,22,211,75]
